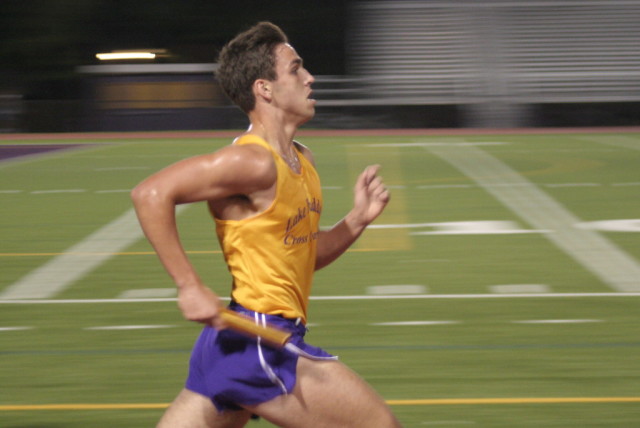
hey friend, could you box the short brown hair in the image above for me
[216,22,288,113]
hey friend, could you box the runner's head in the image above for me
[216,22,288,113]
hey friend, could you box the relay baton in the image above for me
[218,308,292,348]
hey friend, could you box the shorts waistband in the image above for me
[228,302,307,336]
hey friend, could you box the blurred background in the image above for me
[2,3,640,426]
[1,0,639,133]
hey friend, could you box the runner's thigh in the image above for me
[157,388,252,428]
[245,358,401,428]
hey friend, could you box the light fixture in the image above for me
[95,49,168,61]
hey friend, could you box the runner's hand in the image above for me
[352,165,390,227]
[177,284,225,328]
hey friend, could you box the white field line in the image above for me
[489,284,550,293]
[0,209,143,299]
[1,186,345,194]
[84,325,176,330]
[95,189,131,194]
[367,285,428,295]
[0,206,188,300]
[2,183,638,195]
[543,183,600,188]
[512,319,602,324]
[94,167,149,171]
[372,321,460,326]
[612,182,640,187]
[425,142,640,292]
[579,135,640,151]
[30,189,86,194]
[1,292,640,304]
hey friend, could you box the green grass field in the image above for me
[1,130,639,427]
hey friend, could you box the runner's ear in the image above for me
[254,79,272,103]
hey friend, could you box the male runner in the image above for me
[132,22,401,427]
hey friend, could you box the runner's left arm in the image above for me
[315,165,390,270]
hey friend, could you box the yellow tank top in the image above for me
[214,135,322,322]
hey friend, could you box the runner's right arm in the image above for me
[131,145,276,324]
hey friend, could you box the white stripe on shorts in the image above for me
[255,313,288,394]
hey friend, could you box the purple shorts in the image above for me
[185,303,337,412]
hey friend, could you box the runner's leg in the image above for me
[157,388,252,428]
[245,358,402,428]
